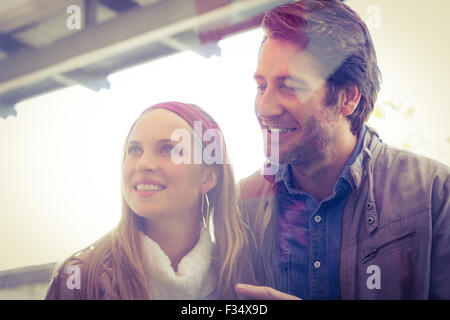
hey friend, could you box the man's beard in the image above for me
[284,116,335,170]
[288,134,330,168]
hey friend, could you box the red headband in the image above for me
[141,101,228,166]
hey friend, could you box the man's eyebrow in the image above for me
[253,74,309,86]
[278,76,309,86]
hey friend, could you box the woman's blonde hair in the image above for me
[53,103,255,299]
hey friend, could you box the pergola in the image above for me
[0,0,290,118]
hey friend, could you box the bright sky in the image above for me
[1,0,449,271]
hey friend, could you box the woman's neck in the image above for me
[143,216,201,271]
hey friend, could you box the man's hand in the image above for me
[235,283,301,300]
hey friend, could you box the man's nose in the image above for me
[255,85,284,119]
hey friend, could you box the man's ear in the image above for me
[200,167,218,194]
[340,83,361,116]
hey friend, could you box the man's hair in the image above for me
[262,0,381,134]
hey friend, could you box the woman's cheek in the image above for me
[166,164,189,181]
[170,164,202,186]
[122,163,134,183]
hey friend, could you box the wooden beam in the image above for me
[0,0,286,95]
[84,0,98,27]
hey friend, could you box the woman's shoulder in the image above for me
[45,244,119,300]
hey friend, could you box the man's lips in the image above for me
[266,127,297,134]
[261,124,299,138]
[259,119,299,134]
[265,128,298,146]
[260,122,300,148]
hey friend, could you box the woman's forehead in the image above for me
[130,109,194,139]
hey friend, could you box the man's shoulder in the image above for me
[377,143,449,177]
[238,169,275,200]
[373,144,449,217]
[363,127,448,177]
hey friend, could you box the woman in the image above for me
[45,101,255,299]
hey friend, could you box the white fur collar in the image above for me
[141,227,217,299]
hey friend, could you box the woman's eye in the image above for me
[256,84,266,93]
[160,144,175,155]
[127,145,142,155]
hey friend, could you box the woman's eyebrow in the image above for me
[253,73,264,81]
[127,140,141,145]
[128,138,179,146]
[157,138,177,144]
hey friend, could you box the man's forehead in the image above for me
[258,38,321,74]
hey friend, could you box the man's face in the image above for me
[254,37,342,168]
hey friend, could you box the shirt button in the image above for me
[314,215,322,223]
[314,261,321,268]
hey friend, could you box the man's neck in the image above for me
[291,130,357,202]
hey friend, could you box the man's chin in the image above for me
[267,150,318,169]
[264,152,290,165]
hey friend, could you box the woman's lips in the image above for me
[133,180,166,197]
[134,188,164,197]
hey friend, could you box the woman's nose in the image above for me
[136,153,158,174]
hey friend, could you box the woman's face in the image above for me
[122,109,211,223]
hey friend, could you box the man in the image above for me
[235,0,450,299]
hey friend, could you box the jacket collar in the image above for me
[349,126,383,235]
[349,126,381,189]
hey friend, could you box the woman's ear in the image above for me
[200,167,218,194]
[340,83,361,116]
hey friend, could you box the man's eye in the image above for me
[280,84,301,95]
[127,145,142,155]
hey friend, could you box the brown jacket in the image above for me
[238,127,450,299]
[45,250,120,300]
